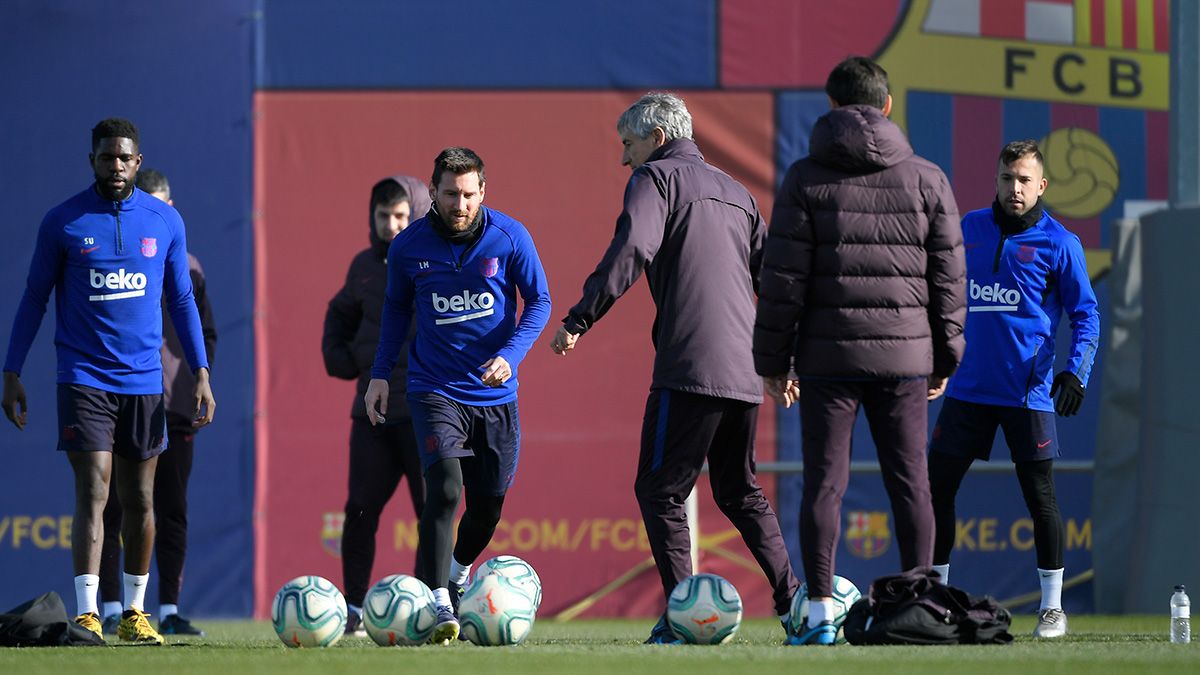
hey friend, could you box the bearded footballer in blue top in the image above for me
[365,147,550,645]
[927,140,1099,640]
[2,118,215,646]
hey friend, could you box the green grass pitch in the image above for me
[0,616,1195,674]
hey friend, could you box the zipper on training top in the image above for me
[992,233,1007,273]
[113,201,124,253]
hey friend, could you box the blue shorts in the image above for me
[57,384,167,461]
[407,392,520,496]
[929,397,1059,462]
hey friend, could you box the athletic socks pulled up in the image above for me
[124,573,149,612]
[1038,567,1064,610]
[75,574,100,616]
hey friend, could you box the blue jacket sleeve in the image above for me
[4,215,63,375]
[495,226,551,369]
[163,217,209,372]
[370,241,415,380]
[1057,235,1100,387]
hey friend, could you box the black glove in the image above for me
[1050,371,1085,417]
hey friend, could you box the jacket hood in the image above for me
[808,105,914,174]
[368,174,434,253]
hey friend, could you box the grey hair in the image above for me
[617,92,693,141]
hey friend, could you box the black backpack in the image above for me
[0,592,106,647]
[842,568,1013,645]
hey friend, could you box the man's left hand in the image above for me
[192,367,217,427]
[550,326,579,356]
[1050,371,1085,417]
[479,356,512,387]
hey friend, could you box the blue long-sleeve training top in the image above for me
[946,207,1100,411]
[4,185,209,394]
[371,206,551,406]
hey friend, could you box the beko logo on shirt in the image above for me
[432,290,495,325]
[88,268,147,302]
[968,279,1020,312]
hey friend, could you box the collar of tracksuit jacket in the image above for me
[990,197,1045,236]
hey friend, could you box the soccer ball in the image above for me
[666,573,743,645]
[475,555,542,610]
[271,575,347,648]
[459,572,537,646]
[362,574,437,646]
[788,575,862,638]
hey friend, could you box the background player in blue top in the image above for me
[1,119,215,646]
[365,147,551,645]
[927,139,1099,640]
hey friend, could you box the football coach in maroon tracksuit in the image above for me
[753,57,966,645]
[552,91,799,644]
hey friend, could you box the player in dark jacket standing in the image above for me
[98,169,218,637]
[2,119,215,646]
[927,140,1099,640]
[322,175,429,636]
[552,92,799,644]
[753,57,966,645]
[366,148,551,645]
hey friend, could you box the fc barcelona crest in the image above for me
[479,256,499,278]
[140,237,157,257]
[845,510,891,559]
[321,511,345,558]
[1016,245,1037,264]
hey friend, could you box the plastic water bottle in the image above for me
[1171,585,1191,644]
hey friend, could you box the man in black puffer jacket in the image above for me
[322,175,430,636]
[754,57,966,646]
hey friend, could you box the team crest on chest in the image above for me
[140,237,157,257]
[1016,245,1037,264]
[479,256,499,278]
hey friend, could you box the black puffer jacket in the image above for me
[322,175,430,420]
[754,105,966,380]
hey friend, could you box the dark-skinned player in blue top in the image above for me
[366,147,551,645]
[2,118,215,646]
[927,140,1099,640]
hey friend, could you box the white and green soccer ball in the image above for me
[475,555,542,610]
[363,574,437,646]
[459,572,537,646]
[789,574,862,638]
[271,575,347,648]
[666,573,743,645]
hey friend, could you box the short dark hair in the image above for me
[91,118,140,151]
[371,178,409,210]
[431,147,485,188]
[998,139,1044,167]
[825,56,890,109]
[135,168,170,199]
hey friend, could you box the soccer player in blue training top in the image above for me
[927,139,1100,640]
[2,118,216,646]
[323,175,429,637]
[365,147,551,645]
[552,92,800,644]
[97,168,219,638]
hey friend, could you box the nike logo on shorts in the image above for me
[1037,439,1052,449]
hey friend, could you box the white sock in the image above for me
[123,573,150,612]
[1038,568,1064,610]
[102,601,123,619]
[347,604,361,618]
[449,558,472,586]
[74,574,100,616]
[159,603,179,619]
[807,598,835,628]
[432,587,451,608]
[932,564,950,585]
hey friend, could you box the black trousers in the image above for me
[796,378,934,597]
[342,418,425,607]
[100,413,194,606]
[634,389,798,616]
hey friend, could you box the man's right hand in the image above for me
[927,376,948,401]
[364,378,389,426]
[3,371,28,430]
